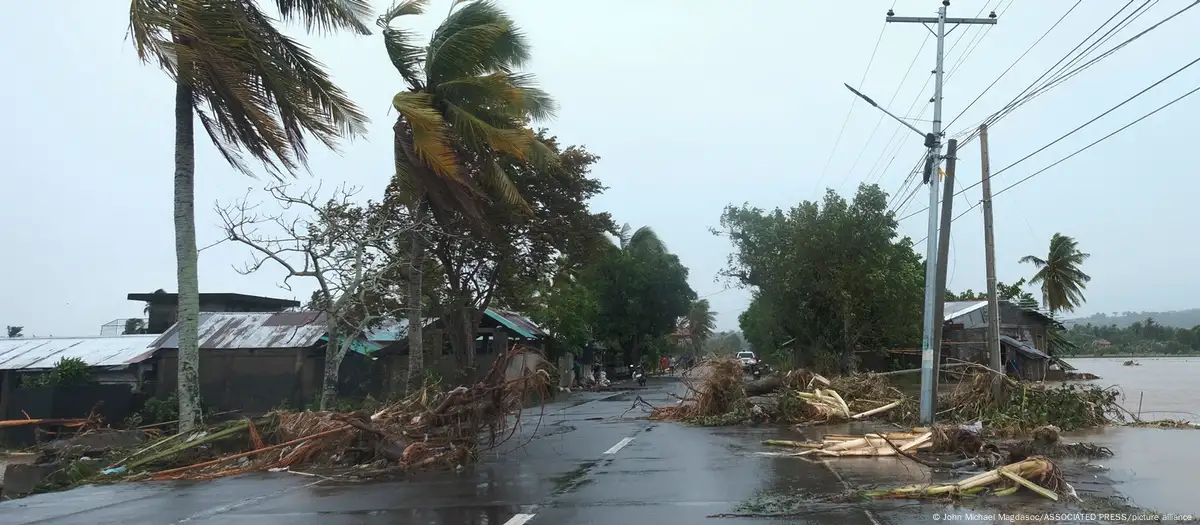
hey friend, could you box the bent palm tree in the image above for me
[129,0,370,430]
[378,0,557,388]
[1019,233,1091,315]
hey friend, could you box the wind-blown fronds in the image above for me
[128,0,369,177]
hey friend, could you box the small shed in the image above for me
[1000,336,1049,381]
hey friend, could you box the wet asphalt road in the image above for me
[1,376,1172,524]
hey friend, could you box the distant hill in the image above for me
[1066,309,1200,329]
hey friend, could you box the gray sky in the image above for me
[2,1,1197,337]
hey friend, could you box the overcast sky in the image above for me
[2,0,1197,337]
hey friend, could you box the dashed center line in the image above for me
[603,437,635,455]
[503,513,537,525]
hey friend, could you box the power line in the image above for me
[839,32,932,192]
[945,0,1084,131]
[956,0,1196,145]
[914,80,1200,241]
[813,21,888,195]
[901,54,1200,222]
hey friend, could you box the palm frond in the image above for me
[392,92,460,178]
[443,102,530,156]
[274,0,374,35]
[436,72,557,120]
[426,1,531,85]
[617,223,633,249]
[378,0,429,90]
[629,226,667,253]
[481,158,532,213]
[131,0,368,177]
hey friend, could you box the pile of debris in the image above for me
[5,348,552,493]
[649,360,912,426]
[763,423,1100,502]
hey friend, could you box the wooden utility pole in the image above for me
[979,124,1003,396]
[930,138,958,412]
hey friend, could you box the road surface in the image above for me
[0,376,1148,524]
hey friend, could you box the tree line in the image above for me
[721,183,1093,372]
[1064,318,1200,356]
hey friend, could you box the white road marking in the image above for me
[503,513,537,525]
[604,437,635,455]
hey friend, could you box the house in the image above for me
[0,335,158,422]
[147,311,374,413]
[942,300,1059,380]
[127,291,301,335]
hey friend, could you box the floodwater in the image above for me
[1062,357,1200,516]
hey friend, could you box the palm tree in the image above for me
[1019,233,1092,315]
[128,0,370,430]
[684,299,717,356]
[377,0,557,388]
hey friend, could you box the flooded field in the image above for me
[1063,357,1200,515]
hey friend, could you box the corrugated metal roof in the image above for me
[0,335,158,371]
[1000,335,1049,360]
[150,311,329,350]
[485,308,546,339]
[944,301,987,321]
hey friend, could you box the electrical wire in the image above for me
[944,0,1084,131]
[956,0,1194,145]
[911,80,1200,243]
[812,21,888,196]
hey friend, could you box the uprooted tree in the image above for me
[219,184,432,409]
[721,184,924,373]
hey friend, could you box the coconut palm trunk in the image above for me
[405,204,425,393]
[173,75,202,430]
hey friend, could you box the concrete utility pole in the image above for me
[931,138,958,406]
[979,124,1003,396]
[887,1,996,425]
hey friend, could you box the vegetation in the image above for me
[681,299,717,356]
[128,0,370,430]
[723,185,924,373]
[946,278,1039,309]
[587,225,696,366]
[378,0,570,383]
[123,318,146,335]
[1020,233,1092,314]
[20,358,93,388]
[1065,316,1200,356]
[6,325,22,338]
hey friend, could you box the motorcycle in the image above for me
[630,364,646,386]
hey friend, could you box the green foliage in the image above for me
[530,273,600,358]
[586,224,696,364]
[946,278,1038,307]
[136,393,218,426]
[722,184,924,372]
[1065,316,1200,356]
[946,382,1120,432]
[123,318,146,335]
[20,358,93,388]
[681,299,717,354]
[1020,233,1091,314]
[703,331,745,357]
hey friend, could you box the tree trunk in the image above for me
[173,77,202,432]
[320,343,341,410]
[404,204,425,394]
[441,304,477,383]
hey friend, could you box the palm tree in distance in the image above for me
[684,299,717,356]
[128,0,371,430]
[378,0,558,389]
[1019,233,1092,315]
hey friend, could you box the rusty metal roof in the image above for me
[0,335,158,370]
[150,311,328,350]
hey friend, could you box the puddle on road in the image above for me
[551,460,598,495]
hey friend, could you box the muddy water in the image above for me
[1063,357,1200,515]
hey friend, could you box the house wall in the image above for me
[154,347,324,413]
